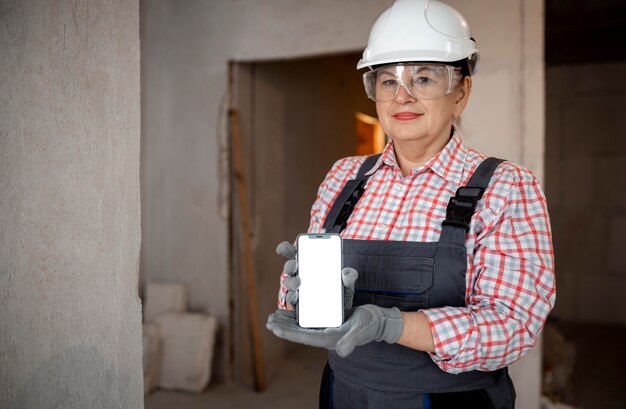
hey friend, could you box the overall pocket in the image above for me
[346,254,434,311]
[344,254,434,363]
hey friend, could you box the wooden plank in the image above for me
[228,108,267,392]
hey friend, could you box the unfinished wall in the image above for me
[141,0,544,404]
[546,61,626,325]
[0,1,143,408]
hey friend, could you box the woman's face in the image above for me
[375,69,470,147]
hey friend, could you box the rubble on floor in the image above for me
[156,313,217,393]
[144,282,187,322]
[143,322,163,394]
[142,282,217,395]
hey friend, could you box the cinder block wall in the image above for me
[0,1,144,407]
[546,61,626,325]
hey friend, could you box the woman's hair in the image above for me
[452,117,464,135]
[452,57,472,135]
[448,59,472,78]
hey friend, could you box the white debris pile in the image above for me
[142,282,217,394]
[144,282,188,323]
[142,322,163,394]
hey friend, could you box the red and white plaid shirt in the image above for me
[278,133,556,374]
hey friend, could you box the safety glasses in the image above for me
[363,64,462,102]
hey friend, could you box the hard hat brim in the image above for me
[357,49,478,71]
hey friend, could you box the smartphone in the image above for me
[296,233,343,328]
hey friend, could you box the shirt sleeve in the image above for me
[421,166,556,373]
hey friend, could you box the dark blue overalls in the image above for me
[319,154,516,409]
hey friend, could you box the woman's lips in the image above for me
[393,112,421,120]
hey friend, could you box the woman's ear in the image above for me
[453,76,471,116]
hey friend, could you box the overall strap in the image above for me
[322,154,381,234]
[440,157,505,242]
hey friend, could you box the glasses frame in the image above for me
[362,63,463,102]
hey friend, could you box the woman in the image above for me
[267,0,555,408]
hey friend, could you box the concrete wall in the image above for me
[0,1,144,408]
[141,0,544,405]
[546,61,626,325]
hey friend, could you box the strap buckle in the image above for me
[442,186,485,232]
[333,179,366,232]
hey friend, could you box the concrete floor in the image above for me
[145,322,626,409]
[145,346,327,409]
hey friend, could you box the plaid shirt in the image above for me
[278,134,556,374]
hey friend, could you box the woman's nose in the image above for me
[394,84,416,104]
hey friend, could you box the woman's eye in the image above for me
[414,76,433,86]
[381,79,398,87]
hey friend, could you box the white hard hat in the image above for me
[357,0,479,74]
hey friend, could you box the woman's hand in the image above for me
[266,304,403,357]
[267,240,360,351]
[276,241,300,310]
[275,240,358,311]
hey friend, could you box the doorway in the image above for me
[229,52,377,386]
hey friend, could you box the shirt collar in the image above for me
[423,133,467,186]
[364,139,396,176]
[365,133,467,186]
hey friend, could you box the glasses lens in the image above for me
[363,64,460,102]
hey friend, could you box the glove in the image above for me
[276,241,300,308]
[334,304,404,357]
[267,239,360,351]
[275,240,358,310]
[267,304,404,357]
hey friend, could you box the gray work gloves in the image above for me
[268,303,404,357]
[266,241,404,357]
[276,240,301,308]
[275,240,357,310]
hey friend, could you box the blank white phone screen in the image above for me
[297,234,343,328]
